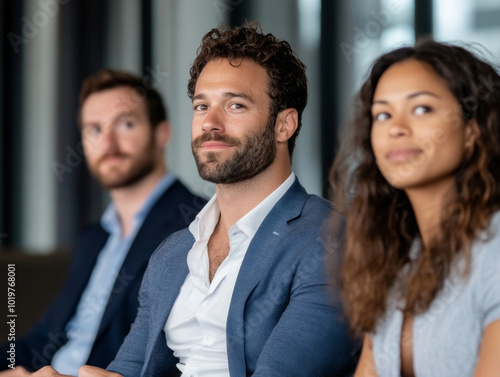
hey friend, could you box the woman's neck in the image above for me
[405,177,456,247]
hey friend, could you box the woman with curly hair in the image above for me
[330,40,500,376]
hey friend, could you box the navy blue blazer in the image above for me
[0,180,206,372]
[108,179,358,377]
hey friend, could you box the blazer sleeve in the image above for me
[0,243,97,371]
[251,233,358,377]
[106,256,154,377]
[0,301,67,372]
[0,226,105,372]
[106,239,179,377]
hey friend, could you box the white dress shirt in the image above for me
[164,173,295,377]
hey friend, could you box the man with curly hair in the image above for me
[34,23,357,377]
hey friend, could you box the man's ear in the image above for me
[275,108,298,143]
[155,121,172,148]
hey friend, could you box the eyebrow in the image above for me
[192,91,255,104]
[372,91,440,105]
[114,111,138,120]
[82,111,137,128]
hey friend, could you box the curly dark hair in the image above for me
[330,39,500,335]
[187,22,307,158]
[79,68,167,128]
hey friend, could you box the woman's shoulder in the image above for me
[473,210,500,260]
[470,211,500,327]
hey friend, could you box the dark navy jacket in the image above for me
[0,180,206,372]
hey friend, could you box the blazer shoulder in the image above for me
[78,222,107,239]
[149,227,195,263]
[149,179,207,228]
[163,179,207,208]
[72,223,108,259]
[304,193,333,211]
[297,194,334,223]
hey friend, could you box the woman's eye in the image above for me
[414,106,431,115]
[374,112,390,122]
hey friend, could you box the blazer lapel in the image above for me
[142,232,193,372]
[94,226,160,338]
[59,227,109,328]
[226,179,309,377]
[96,181,189,337]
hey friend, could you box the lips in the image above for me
[192,133,240,151]
[386,148,423,162]
[99,154,128,165]
[199,141,234,150]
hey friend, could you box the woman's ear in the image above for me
[464,119,479,157]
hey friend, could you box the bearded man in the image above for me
[33,23,358,377]
[0,69,205,377]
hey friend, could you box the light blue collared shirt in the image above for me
[51,173,176,375]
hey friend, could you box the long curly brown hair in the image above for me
[187,22,307,158]
[330,39,500,335]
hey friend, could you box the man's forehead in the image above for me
[82,88,147,117]
[194,59,270,97]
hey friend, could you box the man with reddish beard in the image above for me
[33,23,357,377]
[0,70,205,377]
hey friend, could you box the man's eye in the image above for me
[230,103,244,110]
[86,126,101,136]
[116,121,135,132]
[194,104,208,111]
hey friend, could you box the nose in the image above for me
[388,115,411,138]
[101,127,119,152]
[201,106,225,134]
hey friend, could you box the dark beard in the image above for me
[191,119,276,184]
[90,135,157,189]
[99,156,156,189]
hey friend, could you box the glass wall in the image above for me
[2,0,499,253]
[346,0,415,94]
[434,0,500,56]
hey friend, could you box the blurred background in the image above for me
[1,0,499,254]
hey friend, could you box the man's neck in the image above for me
[215,164,291,232]
[109,167,167,237]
